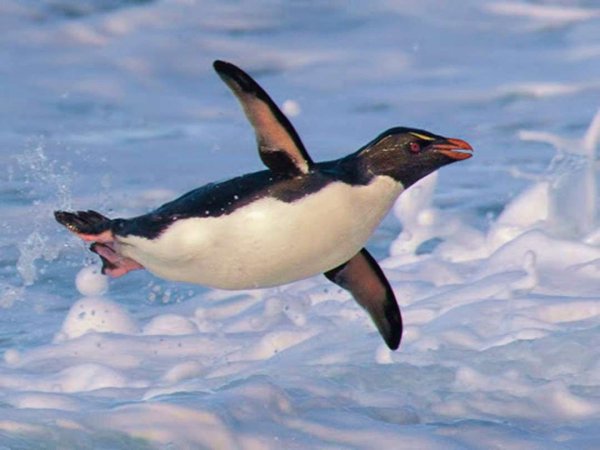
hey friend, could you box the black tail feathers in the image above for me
[54,210,111,235]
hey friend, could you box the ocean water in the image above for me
[0,0,599,448]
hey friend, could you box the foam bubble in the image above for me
[10,393,81,411]
[375,344,393,364]
[4,349,20,366]
[162,361,204,384]
[56,363,130,393]
[143,314,198,336]
[55,297,139,342]
[75,266,108,297]
[282,99,301,117]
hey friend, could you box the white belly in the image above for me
[118,176,402,289]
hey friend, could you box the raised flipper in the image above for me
[213,60,314,176]
[325,248,402,350]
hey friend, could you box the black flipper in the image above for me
[54,210,111,235]
[325,248,402,350]
[213,60,313,177]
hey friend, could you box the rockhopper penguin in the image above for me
[55,60,473,350]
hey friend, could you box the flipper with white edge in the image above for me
[213,60,313,177]
[325,248,402,350]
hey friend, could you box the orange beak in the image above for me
[433,138,473,160]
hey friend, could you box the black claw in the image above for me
[98,253,116,272]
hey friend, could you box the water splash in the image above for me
[390,109,600,262]
[15,143,74,210]
[390,172,442,259]
[0,284,25,309]
[16,231,60,286]
[12,143,75,286]
[518,108,600,240]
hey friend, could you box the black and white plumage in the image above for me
[55,60,473,350]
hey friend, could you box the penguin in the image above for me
[55,60,473,350]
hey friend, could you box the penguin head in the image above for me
[357,127,473,188]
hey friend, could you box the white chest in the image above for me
[119,176,402,289]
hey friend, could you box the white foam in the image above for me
[4,349,20,366]
[282,99,301,117]
[486,2,600,25]
[54,297,139,342]
[75,266,108,297]
[161,361,204,384]
[54,363,131,393]
[142,314,198,336]
[9,393,82,411]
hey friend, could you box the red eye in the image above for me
[409,142,420,153]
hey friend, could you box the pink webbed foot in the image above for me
[55,210,144,277]
[90,242,144,278]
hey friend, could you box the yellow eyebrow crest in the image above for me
[409,132,435,141]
